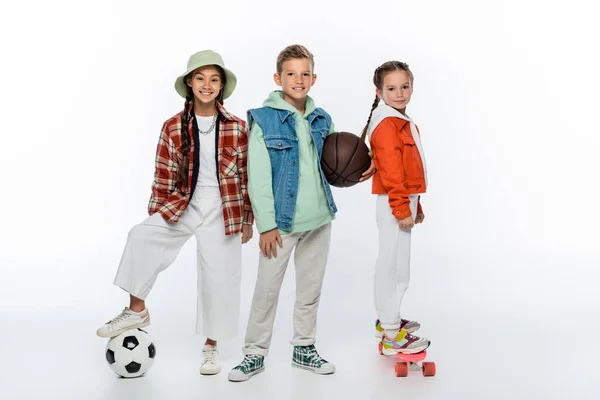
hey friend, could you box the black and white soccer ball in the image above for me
[105,328,156,378]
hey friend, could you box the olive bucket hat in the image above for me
[174,50,237,99]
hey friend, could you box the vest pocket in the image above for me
[265,138,294,197]
[265,138,294,150]
[265,138,294,170]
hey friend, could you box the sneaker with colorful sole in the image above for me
[381,329,430,355]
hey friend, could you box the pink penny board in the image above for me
[378,341,436,377]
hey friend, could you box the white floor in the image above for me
[2,250,598,400]
[3,1,599,398]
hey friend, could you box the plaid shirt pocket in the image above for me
[220,146,239,176]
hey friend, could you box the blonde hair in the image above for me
[276,44,315,75]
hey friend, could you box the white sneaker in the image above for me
[96,307,150,338]
[200,345,221,375]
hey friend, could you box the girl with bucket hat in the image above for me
[96,50,254,375]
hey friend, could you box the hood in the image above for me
[366,101,412,140]
[263,90,316,117]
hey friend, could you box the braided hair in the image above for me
[360,61,414,141]
[176,90,194,193]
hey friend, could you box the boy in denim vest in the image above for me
[228,44,340,382]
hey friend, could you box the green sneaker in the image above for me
[291,345,335,375]
[228,354,265,382]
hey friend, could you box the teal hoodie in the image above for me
[248,91,335,234]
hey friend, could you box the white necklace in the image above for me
[198,114,217,135]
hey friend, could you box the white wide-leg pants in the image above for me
[113,186,241,340]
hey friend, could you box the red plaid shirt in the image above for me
[147,102,253,235]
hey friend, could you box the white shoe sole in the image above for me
[96,320,150,338]
[291,361,336,375]
[381,341,431,356]
[200,366,221,375]
[228,366,265,382]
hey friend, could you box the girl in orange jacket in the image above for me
[360,61,430,355]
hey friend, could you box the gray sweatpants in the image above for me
[243,222,332,356]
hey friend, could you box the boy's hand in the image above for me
[399,216,415,229]
[415,213,425,224]
[359,152,377,182]
[259,228,283,259]
[241,224,253,244]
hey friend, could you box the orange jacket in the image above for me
[370,117,427,220]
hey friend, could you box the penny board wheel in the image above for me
[378,341,383,355]
[395,362,408,377]
[422,362,436,377]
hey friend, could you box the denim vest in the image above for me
[247,106,338,232]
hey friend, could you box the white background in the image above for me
[1,0,598,399]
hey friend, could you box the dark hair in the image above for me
[276,44,314,75]
[176,65,227,192]
[360,61,414,141]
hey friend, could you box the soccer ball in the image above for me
[105,328,156,378]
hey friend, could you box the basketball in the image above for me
[321,132,371,188]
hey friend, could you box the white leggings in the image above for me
[113,186,242,341]
[374,193,419,331]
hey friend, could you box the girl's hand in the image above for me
[399,216,415,229]
[415,213,425,224]
[241,224,253,244]
[259,228,283,259]
[359,152,377,182]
